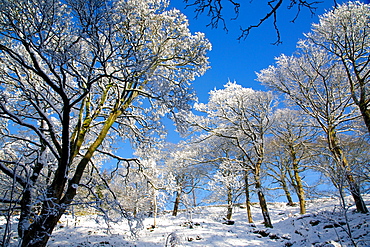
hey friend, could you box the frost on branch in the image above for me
[0,0,210,246]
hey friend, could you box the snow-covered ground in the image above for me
[1,196,370,246]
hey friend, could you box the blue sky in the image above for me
[170,0,348,103]
[162,0,348,141]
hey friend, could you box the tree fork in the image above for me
[20,108,124,247]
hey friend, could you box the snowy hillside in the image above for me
[2,196,370,246]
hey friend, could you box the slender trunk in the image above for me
[172,190,181,216]
[349,72,370,134]
[359,103,370,134]
[347,175,368,213]
[226,187,233,220]
[290,146,306,214]
[19,136,51,246]
[281,178,294,206]
[254,162,272,228]
[293,166,306,214]
[152,190,157,228]
[328,129,368,213]
[256,185,272,228]
[192,188,197,207]
[244,170,253,223]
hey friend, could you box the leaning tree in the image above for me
[0,0,210,246]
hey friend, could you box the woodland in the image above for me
[0,0,369,246]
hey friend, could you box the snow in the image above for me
[1,196,370,246]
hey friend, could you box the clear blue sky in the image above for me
[170,0,349,103]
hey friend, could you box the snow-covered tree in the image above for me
[161,141,210,217]
[179,132,254,222]
[0,0,210,245]
[266,108,318,214]
[257,42,368,213]
[305,2,370,133]
[208,158,244,221]
[187,82,277,227]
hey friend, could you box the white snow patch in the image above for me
[1,195,369,246]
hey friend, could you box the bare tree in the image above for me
[183,0,323,44]
[0,0,210,246]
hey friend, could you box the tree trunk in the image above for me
[290,146,306,214]
[21,207,66,247]
[347,174,368,213]
[19,109,122,247]
[281,178,294,206]
[328,129,368,213]
[244,170,253,223]
[350,73,370,134]
[172,190,181,216]
[254,163,273,228]
[256,184,272,228]
[359,103,370,134]
[152,190,158,228]
[192,188,197,207]
[293,162,306,214]
[226,187,233,220]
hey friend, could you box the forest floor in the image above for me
[1,195,370,246]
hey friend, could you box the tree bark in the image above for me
[226,187,233,220]
[254,162,273,228]
[21,207,66,247]
[244,170,253,223]
[346,174,368,213]
[20,107,125,247]
[172,190,181,216]
[152,190,158,228]
[290,146,306,214]
[328,129,368,213]
[293,163,306,214]
[281,178,294,206]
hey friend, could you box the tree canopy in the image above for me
[0,0,210,246]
